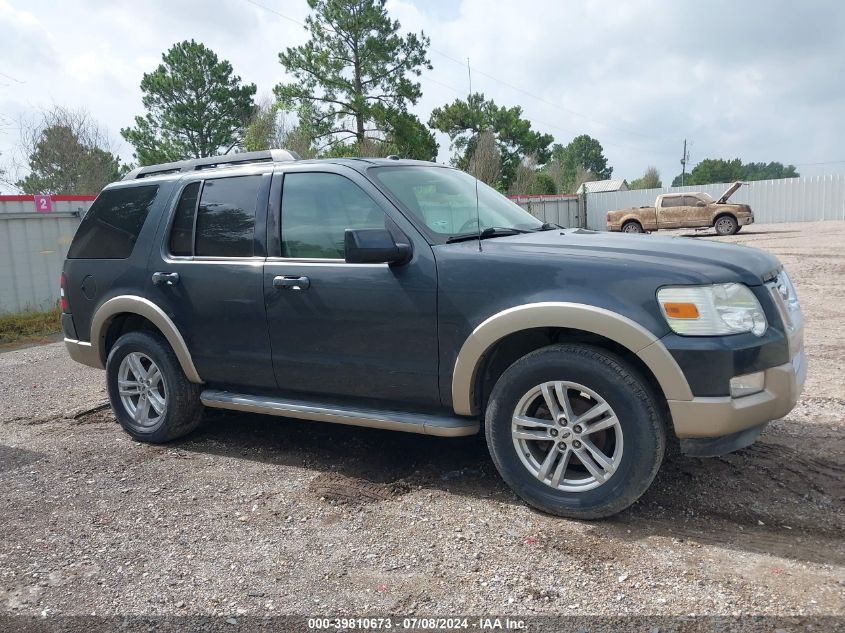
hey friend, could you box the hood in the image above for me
[717,181,744,204]
[473,229,780,286]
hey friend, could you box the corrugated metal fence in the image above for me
[2,177,844,313]
[1,196,93,314]
[510,194,585,228]
[585,175,845,230]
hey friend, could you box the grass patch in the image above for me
[0,306,62,345]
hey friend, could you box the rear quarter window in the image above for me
[67,185,159,259]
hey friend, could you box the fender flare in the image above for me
[451,302,692,416]
[89,295,203,383]
[712,210,738,226]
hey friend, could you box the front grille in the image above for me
[768,271,801,328]
[767,270,803,356]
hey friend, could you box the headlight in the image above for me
[657,283,768,336]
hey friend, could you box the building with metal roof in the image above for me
[578,179,629,194]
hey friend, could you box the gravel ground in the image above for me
[1,221,843,628]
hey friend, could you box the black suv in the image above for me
[62,150,806,518]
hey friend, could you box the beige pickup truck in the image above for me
[606,182,754,235]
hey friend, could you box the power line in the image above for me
[792,159,845,166]
[243,0,304,26]
[428,48,660,142]
[0,72,25,84]
[419,73,464,95]
[240,0,676,157]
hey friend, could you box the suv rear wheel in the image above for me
[485,344,665,519]
[106,331,203,443]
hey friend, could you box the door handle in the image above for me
[152,272,180,286]
[273,275,310,291]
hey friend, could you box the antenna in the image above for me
[467,57,472,96]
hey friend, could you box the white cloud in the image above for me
[1,0,844,191]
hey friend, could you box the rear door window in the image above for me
[169,182,200,256]
[195,176,261,257]
[166,176,262,258]
[67,185,159,259]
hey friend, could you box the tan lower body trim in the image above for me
[64,338,103,369]
[669,353,805,438]
[88,295,203,383]
[451,302,693,416]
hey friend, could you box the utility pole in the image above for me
[680,139,689,187]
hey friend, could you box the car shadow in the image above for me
[175,409,844,568]
[677,229,802,238]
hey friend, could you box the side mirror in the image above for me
[344,229,411,265]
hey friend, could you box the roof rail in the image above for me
[122,149,301,181]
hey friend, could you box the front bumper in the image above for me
[668,347,805,439]
[739,214,754,226]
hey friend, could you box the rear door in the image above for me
[147,169,276,389]
[263,166,440,406]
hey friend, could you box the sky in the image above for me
[1,0,845,192]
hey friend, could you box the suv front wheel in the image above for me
[485,344,666,519]
[106,331,203,443]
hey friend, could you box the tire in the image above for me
[621,220,644,234]
[714,215,739,235]
[485,344,666,519]
[735,225,743,233]
[106,331,203,443]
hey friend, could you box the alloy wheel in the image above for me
[117,352,167,427]
[511,380,623,492]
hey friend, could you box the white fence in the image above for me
[0,197,92,314]
[584,175,845,230]
[511,194,585,228]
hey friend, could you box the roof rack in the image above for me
[122,149,301,181]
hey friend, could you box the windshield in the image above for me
[369,165,543,243]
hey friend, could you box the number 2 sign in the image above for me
[34,195,53,213]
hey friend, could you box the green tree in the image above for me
[382,112,437,161]
[276,0,431,152]
[546,134,612,193]
[243,99,318,158]
[317,113,436,160]
[672,158,743,186]
[16,107,126,194]
[429,92,553,189]
[532,171,557,195]
[630,166,662,190]
[741,161,799,181]
[670,158,799,186]
[122,40,257,165]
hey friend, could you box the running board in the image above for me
[200,390,479,437]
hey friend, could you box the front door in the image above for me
[656,196,685,228]
[263,168,440,407]
[676,195,708,229]
[147,171,276,389]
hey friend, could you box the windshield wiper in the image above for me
[534,222,560,231]
[446,227,531,243]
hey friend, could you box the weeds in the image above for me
[0,305,62,345]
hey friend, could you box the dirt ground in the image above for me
[1,221,843,628]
